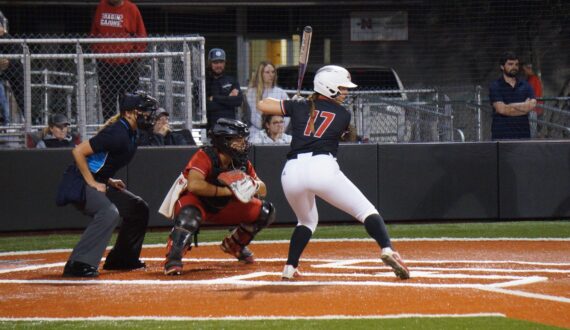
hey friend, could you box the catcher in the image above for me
[161,118,276,275]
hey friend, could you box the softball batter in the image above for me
[257,65,410,280]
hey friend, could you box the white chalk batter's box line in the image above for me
[1,257,569,304]
[0,257,567,288]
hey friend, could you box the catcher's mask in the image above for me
[209,118,251,164]
[119,91,160,129]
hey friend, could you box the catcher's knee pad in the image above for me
[167,207,202,261]
[174,206,202,233]
[253,200,276,231]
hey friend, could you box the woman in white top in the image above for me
[249,114,292,144]
[246,61,290,135]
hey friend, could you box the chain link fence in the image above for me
[1,35,570,147]
[0,35,206,148]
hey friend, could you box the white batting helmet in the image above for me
[313,65,357,98]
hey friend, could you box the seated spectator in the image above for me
[249,114,291,144]
[138,108,196,146]
[36,114,77,148]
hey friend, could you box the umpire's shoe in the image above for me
[63,260,99,278]
[103,259,146,271]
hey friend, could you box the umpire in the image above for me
[58,91,158,277]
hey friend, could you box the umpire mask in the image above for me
[120,91,160,130]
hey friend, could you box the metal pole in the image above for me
[183,42,193,131]
[200,39,207,125]
[76,43,87,140]
[164,47,173,115]
[22,44,32,136]
[476,85,482,141]
[151,44,159,101]
[43,69,49,123]
[66,92,72,120]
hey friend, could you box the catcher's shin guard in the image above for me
[163,207,201,275]
[220,226,255,263]
[164,237,188,275]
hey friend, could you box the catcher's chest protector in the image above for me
[202,146,246,183]
[199,147,232,211]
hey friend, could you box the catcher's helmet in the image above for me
[210,118,250,164]
[313,65,357,99]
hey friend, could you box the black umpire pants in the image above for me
[68,185,149,268]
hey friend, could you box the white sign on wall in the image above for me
[350,11,408,41]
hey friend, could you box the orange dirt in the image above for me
[0,240,568,328]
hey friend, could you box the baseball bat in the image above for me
[296,26,313,96]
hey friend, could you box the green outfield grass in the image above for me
[0,316,565,329]
[0,220,568,329]
[0,220,568,252]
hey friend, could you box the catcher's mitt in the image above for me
[217,170,259,203]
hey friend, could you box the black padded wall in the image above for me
[378,143,499,221]
[0,149,86,231]
[498,141,570,219]
[127,146,199,227]
[251,145,292,224]
[3,141,570,232]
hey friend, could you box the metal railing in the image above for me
[0,36,206,147]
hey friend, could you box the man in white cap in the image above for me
[205,48,243,129]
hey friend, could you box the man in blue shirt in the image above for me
[489,51,537,139]
[205,48,243,129]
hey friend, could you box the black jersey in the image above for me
[87,118,138,183]
[281,97,351,159]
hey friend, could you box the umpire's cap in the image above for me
[119,91,159,113]
[208,48,226,62]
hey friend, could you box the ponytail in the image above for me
[98,113,121,132]
[307,93,319,134]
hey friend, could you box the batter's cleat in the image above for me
[281,264,301,280]
[63,260,99,278]
[220,242,255,264]
[103,259,146,271]
[164,259,183,276]
[381,249,410,280]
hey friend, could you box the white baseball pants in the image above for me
[281,152,378,232]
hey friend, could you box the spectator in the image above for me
[249,114,292,144]
[0,12,24,124]
[36,114,77,148]
[245,61,290,135]
[138,108,196,146]
[489,51,537,140]
[91,0,147,121]
[205,48,243,129]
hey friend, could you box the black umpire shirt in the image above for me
[87,118,138,183]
